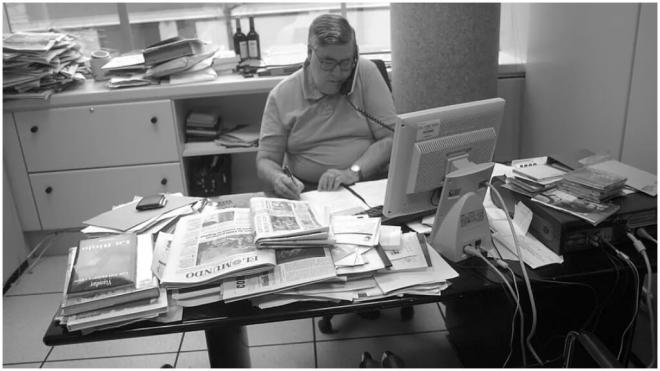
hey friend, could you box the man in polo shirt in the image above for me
[257,13,399,199]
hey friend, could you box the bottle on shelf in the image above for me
[233,18,248,61]
[247,16,261,60]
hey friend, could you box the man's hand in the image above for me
[318,168,359,191]
[273,172,305,199]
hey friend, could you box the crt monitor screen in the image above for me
[382,97,505,221]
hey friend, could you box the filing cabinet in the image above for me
[8,100,186,231]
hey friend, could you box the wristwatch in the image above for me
[349,164,362,182]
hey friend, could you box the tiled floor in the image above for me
[3,255,463,368]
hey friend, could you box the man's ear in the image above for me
[304,45,312,68]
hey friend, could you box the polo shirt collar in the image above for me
[302,65,324,101]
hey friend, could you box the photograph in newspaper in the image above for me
[221,247,337,302]
[250,197,330,246]
[160,208,276,288]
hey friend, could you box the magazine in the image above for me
[250,197,331,248]
[531,188,620,226]
[60,235,159,316]
[160,208,277,288]
[221,247,337,303]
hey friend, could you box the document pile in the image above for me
[3,31,87,100]
[246,230,459,309]
[159,197,335,307]
[504,156,568,197]
[214,125,260,148]
[57,233,166,332]
[143,37,219,85]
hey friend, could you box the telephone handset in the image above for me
[339,44,359,95]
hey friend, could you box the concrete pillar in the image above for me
[391,3,500,113]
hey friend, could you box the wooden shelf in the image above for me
[182,142,258,157]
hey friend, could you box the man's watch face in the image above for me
[350,164,361,180]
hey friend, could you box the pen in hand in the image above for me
[283,166,304,195]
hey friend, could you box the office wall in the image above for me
[520,3,656,174]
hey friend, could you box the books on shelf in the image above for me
[67,233,138,297]
[60,234,160,316]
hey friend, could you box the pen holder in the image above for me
[90,49,111,81]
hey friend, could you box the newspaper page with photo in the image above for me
[221,247,337,303]
[250,197,330,247]
[160,208,276,288]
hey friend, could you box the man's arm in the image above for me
[317,135,392,191]
[256,150,304,199]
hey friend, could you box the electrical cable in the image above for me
[602,239,640,361]
[463,245,525,367]
[487,183,544,366]
[627,231,656,368]
[506,265,527,368]
[636,227,657,244]
[562,330,581,368]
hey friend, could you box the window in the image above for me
[3,3,527,65]
[3,3,391,57]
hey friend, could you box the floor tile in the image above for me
[5,255,68,296]
[48,333,182,360]
[180,331,207,351]
[176,350,211,368]
[42,353,176,368]
[246,317,315,346]
[3,293,61,364]
[316,331,462,368]
[315,302,445,341]
[2,363,43,368]
[249,342,316,368]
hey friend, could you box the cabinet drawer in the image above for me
[30,163,184,230]
[14,100,179,172]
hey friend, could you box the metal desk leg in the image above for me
[204,325,251,368]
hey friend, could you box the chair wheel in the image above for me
[400,306,414,321]
[318,316,336,334]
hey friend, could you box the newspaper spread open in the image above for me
[160,208,276,288]
[221,247,337,302]
[250,197,330,247]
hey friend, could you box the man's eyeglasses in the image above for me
[312,48,355,72]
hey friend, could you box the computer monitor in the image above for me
[382,97,505,261]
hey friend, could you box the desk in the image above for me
[43,235,654,367]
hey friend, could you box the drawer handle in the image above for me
[161,178,168,185]
[30,126,39,133]
[45,186,53,194]
[150,116,158,124]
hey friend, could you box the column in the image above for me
[390,3,500,113]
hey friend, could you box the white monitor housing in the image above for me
[382,97,505,261]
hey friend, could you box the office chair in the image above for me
[318,58,415,334]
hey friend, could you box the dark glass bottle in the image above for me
[246,16,261,60]
[233,18,248,60]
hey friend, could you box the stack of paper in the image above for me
[3,31,87,100]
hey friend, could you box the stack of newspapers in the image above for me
[159,197,337,307]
